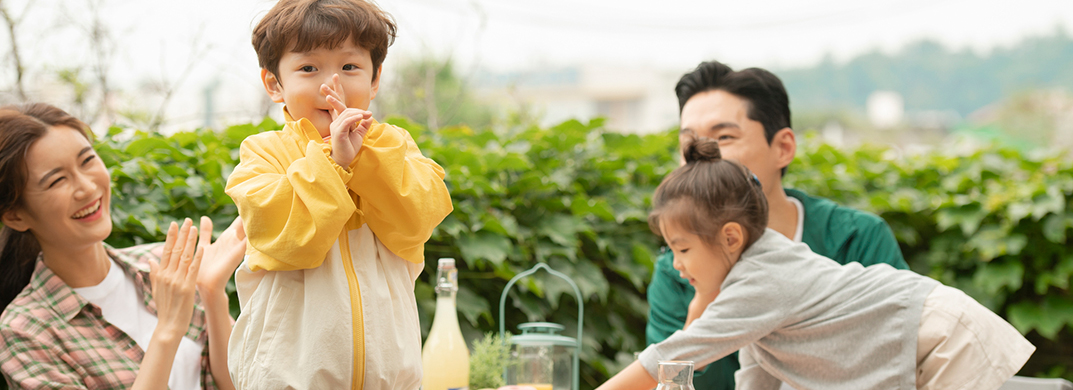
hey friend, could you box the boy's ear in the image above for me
[772,127,796,171]
[2,209,30,233]
[261,69,285,103]
[369,65,382,101]
[722,222,745,258]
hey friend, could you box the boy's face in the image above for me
[262,40,381,135]
[679,90,792,194]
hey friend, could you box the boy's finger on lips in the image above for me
[327,95,347,112]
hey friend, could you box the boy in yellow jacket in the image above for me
[223,0,453,388]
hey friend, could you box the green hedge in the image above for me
[75,119,1073,387]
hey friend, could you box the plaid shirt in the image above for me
[0,244,218,390]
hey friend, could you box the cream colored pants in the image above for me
[916,284,1036,390]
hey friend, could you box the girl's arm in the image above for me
[685,289,718,329]
[134,220,203,390]
[595,361,657,390]
[196,217,247,390]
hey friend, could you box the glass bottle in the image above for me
[654,360,695,390]
[421,258,470,390]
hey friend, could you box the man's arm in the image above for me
[348,123,452,265]
[225,136,357,272]
[646,249,690,345]
[847,218,908,270]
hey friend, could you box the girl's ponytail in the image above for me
[649,136,769,250]
[682,136,722,164]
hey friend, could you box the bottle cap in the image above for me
[438,258,456,269]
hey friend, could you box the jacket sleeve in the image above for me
[346,124,452,264]
[734,348,782,390]
[225,135,356,272]
[642,264,792,374]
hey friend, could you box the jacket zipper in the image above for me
[339,230,364,390]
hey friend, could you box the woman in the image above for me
[0,103,245,390]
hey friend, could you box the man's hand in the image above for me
[321,74,373,168]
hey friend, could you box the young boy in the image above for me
[224,0,453,388]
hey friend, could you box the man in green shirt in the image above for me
[645,60,910,390]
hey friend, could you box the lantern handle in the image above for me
[499,262,583,390]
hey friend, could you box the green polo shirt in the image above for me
[644,188,908,390]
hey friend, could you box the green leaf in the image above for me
[935,204,986,235]
[457,231,511,266]
[125,137,176,156]
[456,285,492,326]
[1042,213,1069,244]
[536,214,582,248]
[972,259,1024,295]
[1007,297,1073,339]
[480,211,519,238]
[965,225,1027,260]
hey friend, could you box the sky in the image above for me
[2,0,1071,130]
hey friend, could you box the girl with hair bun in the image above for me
[599,137,1034,390]
[0,103,243,389]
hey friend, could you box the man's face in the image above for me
[262,40,380,137]
[679,89,787,193]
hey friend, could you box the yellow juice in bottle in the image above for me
[517,384,554,390]
[421,259,470,390]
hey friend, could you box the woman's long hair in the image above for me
[0,103,90,312]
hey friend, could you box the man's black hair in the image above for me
[675,60,792,145]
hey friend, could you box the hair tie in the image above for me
[751,173,762,188]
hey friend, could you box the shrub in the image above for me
[4,119,1061,390]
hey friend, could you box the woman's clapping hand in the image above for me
[148,218,203,338]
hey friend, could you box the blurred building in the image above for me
[473,64,682,134]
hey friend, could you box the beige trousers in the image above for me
[915,284,1036,390]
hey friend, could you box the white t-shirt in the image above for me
[788,195,805,243]
[74,259,204,390]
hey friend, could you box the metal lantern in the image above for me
[499,263,583,390]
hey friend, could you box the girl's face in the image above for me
[661,218,742,296]
[2,126,111,251]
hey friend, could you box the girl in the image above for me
[0,103,245,389]
[598,138,1033,390]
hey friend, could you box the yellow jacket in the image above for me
[224,109,452,389]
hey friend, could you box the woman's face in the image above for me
[4,126,111,251]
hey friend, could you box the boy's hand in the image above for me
[195,216,247,296]
[322,74,373,168]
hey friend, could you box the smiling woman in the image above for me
[0,103,245,390]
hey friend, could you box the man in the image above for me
[645,60,910,390]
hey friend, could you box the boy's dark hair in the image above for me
[675,60,792,145]
[648,136,769,251]
[253,0,396,82]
